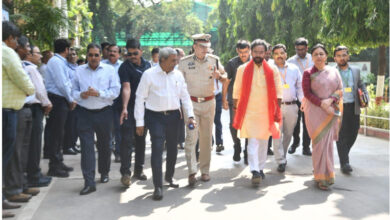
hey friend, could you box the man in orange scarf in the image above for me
[233,39,283,186]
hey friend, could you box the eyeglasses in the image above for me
[88,53,100,57]
[127,52,139,56]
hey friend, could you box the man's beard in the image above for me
[338,61,347,67]
[253,57,263,64]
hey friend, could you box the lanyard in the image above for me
[339,68,352,87]
[279,66,287,85]
[297,57,308,72]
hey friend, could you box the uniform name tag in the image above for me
[283,84,290,89]
[344,87,352,93]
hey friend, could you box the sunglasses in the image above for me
[127,52,139,56]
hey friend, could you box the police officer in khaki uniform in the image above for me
[178,34,226,186]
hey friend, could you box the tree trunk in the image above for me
[375,45,386,104]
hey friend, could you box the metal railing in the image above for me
[360,108,390,135]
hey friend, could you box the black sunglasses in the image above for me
[127,52,139,56]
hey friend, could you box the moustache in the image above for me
[253,57,263,64]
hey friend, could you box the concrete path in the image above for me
[11,110,389,220]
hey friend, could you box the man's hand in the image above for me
[136,126,144,136]
[211,68,221,79]
[81,91,89,99]
[222,99,229,110]
[69,101,77,110]
[88,87,100,97]
[119,109,128,125]
[188,117,197,129]
[43,104,52,116]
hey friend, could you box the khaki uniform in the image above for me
[178,54,226,175]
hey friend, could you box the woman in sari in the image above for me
[301,44,343,190]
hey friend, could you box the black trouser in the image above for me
[3,109,18,175]
[63,108,78,150]
[291,101,311,148]
[119,110,147,175]
[45,94,70,170]
[145,109,180,188]
[214,93,223,146]
[76,106,113,187]
[27,104,44,181]
[5,107,32,196]
[336,103,360,165]
[228,103,248,152]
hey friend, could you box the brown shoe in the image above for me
[121,174,131,187]
[23,187,40,196]
[188,173,197,187]
[2,211,15,218]
[3,200,21,209]
[7,193,32,203]
[201,174,210,182]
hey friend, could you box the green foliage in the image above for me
[67,0,93,49]
[359,84,389,129]
[10,0,68,50]
[89,0,115,43]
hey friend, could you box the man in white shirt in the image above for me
[135,47,195,201]
[272,44,303,172]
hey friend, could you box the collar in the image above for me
[193,54,208,62]
[337,65,351,72]
[54,53,67,62]
[103,59,122,66]
[23,60,37,68]
[156,64,174,75]
[86,62,104,71]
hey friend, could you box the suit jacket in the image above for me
[350,66,369,115]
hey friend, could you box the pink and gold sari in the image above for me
[302,66,343,187]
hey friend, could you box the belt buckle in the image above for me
[163,111,169,115]
[197,97,205,102]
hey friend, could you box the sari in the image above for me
[302,65,343,187]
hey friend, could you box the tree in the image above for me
[321,0,389,103]
[10,0,68,50]
[89,0,115,43]
[67,0,93,49]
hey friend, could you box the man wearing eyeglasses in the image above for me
[117,38,151,187]
[287,37,314,156]
[71,43,120,195]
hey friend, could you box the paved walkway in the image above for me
[11,110,389,220]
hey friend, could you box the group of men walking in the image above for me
[3,18,367,213]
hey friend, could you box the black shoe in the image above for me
[63,148,78,155]
[3,200,21,209]
[288,145,298,154]
[165,178,179,188]
[216,144,224,153]
[28,175,52,187]
[152,187,163,201]
[80,186,96,195]
[302,147,312,156]
[101,174,109,183]
[341,163,353,174]
[259,170,265,179]
[267,148,274,155]
[72,146,81,153]
[133,171,147,181]
[233,148,241,162]
[47,168,69,178]
[60,163,74,172]
[251,171,261,185]
[277,163,286,173]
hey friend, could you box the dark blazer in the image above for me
[351,66,369,115]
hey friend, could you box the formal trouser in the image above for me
[291,101,311,148]
[214,93,223,146]
[145,109,180,188]
[185,99,215,175]
[177,117,185,144]
[27,104,44,181]
[247,138,268,172]
[228,103,248,152]
[77,106,113,187]
[274,104,299,164]
[5,107,32,196]
[111,107,121,153]
[119,110,147,175]
[336,103,360,165]
[3,109,18,174]
[63,108,78,150]
[45,94,69,170]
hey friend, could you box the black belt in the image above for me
[23,103,40,108]
[48,93,66,100]
[146,109,179,116]
[282,101,297,105]
[79,105,111,113]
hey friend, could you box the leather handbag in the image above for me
[357,88,368,107]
